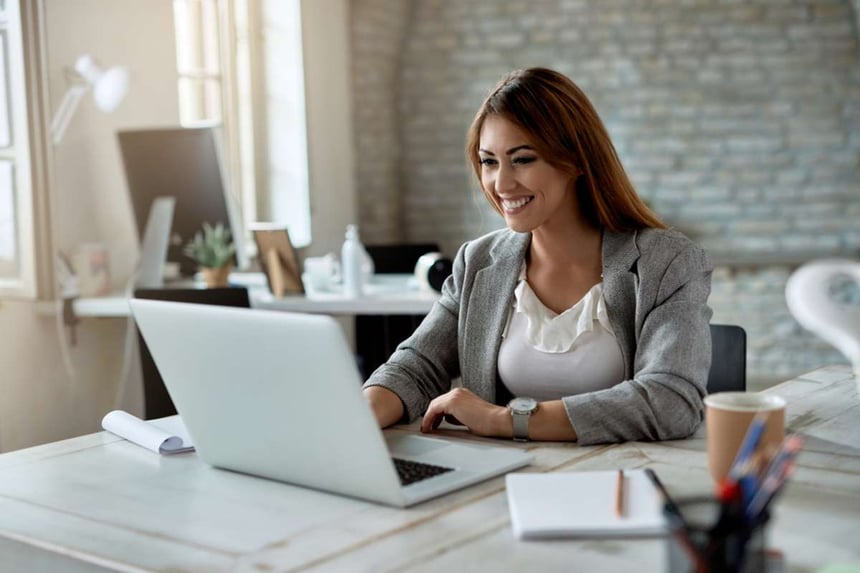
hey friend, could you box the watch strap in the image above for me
[512,410,530,441]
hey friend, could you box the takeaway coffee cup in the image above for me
[704,392,786,483]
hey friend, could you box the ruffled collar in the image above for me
[511,265,615,353]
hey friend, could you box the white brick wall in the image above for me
[351,0,412,244]
[711,266,851,387]
[351,0,860,386]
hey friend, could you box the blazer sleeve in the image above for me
[361,243,466,422]
[562,243,713,445]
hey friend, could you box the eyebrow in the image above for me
[478,145,535,156]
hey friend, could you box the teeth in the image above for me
[501,197,533,211]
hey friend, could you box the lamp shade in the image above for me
[74,54,129,112]
[93,67,129,112]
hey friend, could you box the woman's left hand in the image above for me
[420,388,511,437]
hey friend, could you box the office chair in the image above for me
[133,287,251,419]
[707,324,747,394]
[364,243,440,274]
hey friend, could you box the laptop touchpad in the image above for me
[385,434,450,457]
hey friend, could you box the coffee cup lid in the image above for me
[704,392,786,412]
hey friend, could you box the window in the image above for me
[173,0,250,247]
[173,0,222,126]
[172,0,311,250]
[0,0,37,299]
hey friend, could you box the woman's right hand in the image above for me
[363,386,405,428]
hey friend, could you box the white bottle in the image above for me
[341,224,364,297]
[360,242,374,284]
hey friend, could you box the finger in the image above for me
[443,414,464,426]
[421,401,443,433]
[421,413,443,433]
[422,392,456,433]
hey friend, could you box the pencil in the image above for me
[615,469,625,517]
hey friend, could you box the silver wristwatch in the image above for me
[508,397,538,442]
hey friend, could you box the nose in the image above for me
[494,162,517,194]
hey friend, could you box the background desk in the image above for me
[75,273,440,391]
[72,273,440,317]
[0,366,857,572]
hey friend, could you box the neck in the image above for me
[529,216,602,271]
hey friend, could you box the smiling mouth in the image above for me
[499,196,534,213]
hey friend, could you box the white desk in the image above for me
[0,366,858,572]
[72,273,440,318]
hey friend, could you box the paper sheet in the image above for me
[506,470,666,539]
[102,410,195,455]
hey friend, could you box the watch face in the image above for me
[509,397,537,413]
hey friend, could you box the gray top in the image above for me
[363,227,714,445]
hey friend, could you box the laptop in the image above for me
[129,299,533,507]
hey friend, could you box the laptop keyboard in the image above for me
[392,457,454,486]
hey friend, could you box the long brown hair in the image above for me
[465,68,666,232]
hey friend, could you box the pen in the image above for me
[645,468,682,521]
[728,412,768,483]
[728,412,768,508]
[746,435,803,520]
[615,469,625,517]
[646,468,708,571]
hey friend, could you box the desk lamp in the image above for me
[48,54,128,384]
[49,54,129,144]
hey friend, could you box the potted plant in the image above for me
[183,222,236,288]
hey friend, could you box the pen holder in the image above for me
[666,497,769,573]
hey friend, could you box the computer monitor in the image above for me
[118,126,247,277]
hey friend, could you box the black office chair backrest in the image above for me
[133,287,251,419]
[365,243,440,274]
[355,243,440,379]
[707,324,747,394]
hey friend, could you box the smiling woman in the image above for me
[466,67,665,234]
[363,67,714,446]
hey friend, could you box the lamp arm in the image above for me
[50,84,89,144]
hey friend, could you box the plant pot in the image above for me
[201,264,233,288]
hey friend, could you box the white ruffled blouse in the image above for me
[498,265,626,401]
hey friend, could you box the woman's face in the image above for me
[478,115,578,234]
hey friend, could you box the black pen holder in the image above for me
[665,496,770,573]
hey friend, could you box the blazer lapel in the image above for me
[601,230,641,379]
[463,232,530,404]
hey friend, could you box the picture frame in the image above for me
[252,224,304,296]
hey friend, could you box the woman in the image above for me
[363,68,712,445]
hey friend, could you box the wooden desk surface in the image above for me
[0,366,857,572]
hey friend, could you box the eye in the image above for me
[479,157,497,166]
[512,156,537,165]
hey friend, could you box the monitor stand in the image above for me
[136,197,175,289]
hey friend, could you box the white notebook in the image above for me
[102,410,195,455]
[506,470,666,539]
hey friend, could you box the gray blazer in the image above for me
[363,228,713,445]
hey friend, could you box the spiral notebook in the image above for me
[506,470,667,539]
